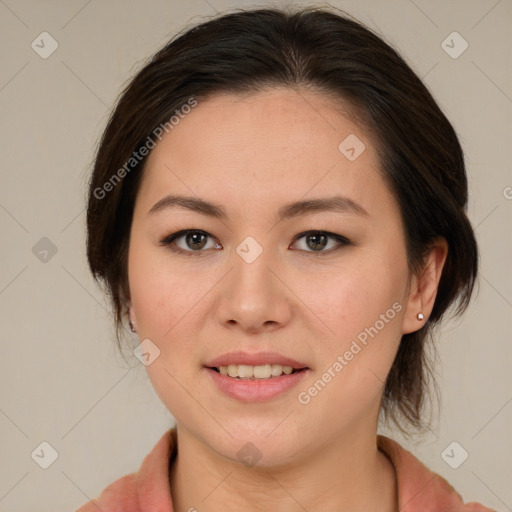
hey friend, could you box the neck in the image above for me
[169,425,397,512]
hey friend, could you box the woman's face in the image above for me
[127,88,418,465]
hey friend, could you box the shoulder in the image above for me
[74,473,140,512]
[74,428,176,512]
[377,435,496,512]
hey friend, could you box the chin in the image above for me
[201,418,305,468]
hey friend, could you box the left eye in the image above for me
[159,229,350,255]
[291,231,350,253]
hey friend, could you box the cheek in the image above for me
[310,258,406,335]
[128,239,183,340]
[127,242,220,362]
[299,270,405,423]
[306,246,407,376]
[128,252,169,331]
[127,245,203,416]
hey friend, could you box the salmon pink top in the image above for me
[75,428,495,512]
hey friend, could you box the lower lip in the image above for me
[205,367,309,402]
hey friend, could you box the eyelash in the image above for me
[159,229,352,257]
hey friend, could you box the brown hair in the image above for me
[86,5,478,432]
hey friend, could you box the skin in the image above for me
[127,87,448,512]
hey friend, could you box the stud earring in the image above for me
[129,320,136,333]
[417,313,424,321]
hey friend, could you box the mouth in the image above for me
[203,351,310,402]
[208,364,307,379]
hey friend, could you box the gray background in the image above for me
[0,1,511,511]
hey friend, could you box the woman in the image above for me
[77,6,494,511]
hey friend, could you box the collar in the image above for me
[132,428,493,512]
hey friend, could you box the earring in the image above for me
[129,321,136,333]
[417,313,424,321]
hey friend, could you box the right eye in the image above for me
[159,229,222,256]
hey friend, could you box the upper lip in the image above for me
[205,351,309,369]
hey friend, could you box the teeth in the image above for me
[217,364,296,379]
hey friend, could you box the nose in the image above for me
[215,240,293,334]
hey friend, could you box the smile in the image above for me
[205,366,309,402]
[214,363,299,379]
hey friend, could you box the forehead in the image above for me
[136,88,388,217]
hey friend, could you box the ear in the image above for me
[126,299,137,329]
[402,237,448,335]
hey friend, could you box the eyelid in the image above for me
[159,229,221,253]
[291,230,351,247]
[159,229,351,255]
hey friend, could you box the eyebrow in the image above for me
[147,194,369,220]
